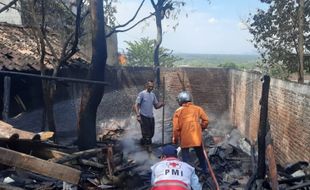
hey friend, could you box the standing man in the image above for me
[172,91,209,174]
[150,145,202,190]
[134,80,164,145]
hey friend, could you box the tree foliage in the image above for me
[104,0,118,27]
[218,62,239,69]
[125,37,181,67]
[247,0,310,80]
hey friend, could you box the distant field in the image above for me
[174,53,261,69]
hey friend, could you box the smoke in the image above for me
[207,111,234,137]
[97,86,242,169]
[152,106,175,144]
[120,114,159,167]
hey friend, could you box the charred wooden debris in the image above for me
[0,121,144,189]
[0,120,309,189]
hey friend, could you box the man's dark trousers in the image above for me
[140,114,155,145]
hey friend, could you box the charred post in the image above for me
[257,75,270,180]
[2,76,11,121]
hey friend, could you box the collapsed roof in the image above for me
[0,23,89,72]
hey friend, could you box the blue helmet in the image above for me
[162,145,177,157]
[177,91,192,104]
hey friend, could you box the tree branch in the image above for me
[0,0,19,14]
[116,0,145,29]
[57,0,76,17]
[150,0,156,8]
[106,12,155,37]
[59,0,83,65]
[105,0,149,37]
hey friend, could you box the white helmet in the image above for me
[177,91,192,104]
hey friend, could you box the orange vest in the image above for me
[172,102,208,148]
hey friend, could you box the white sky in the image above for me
[114,0,266,54]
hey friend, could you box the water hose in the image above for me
[203,145,220,190]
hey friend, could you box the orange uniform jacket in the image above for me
[173,102,208,148]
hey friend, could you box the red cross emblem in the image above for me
[167,162,181,169]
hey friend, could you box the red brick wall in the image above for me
[268,78,310,165]
[105,67,309,165]
[162,68,230,115]
[229,71,262,141]
[229,70,310,165]
[104,67,230,118]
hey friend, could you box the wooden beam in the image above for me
[266,144,279,190]
[37,131,54,141]
[0,121,54,140]
[51,147,106,164]
[0,147,81,184]
[266,131,279,190]
[0,70,109,86]
[33,148,69,160]
[257,75,270,179]
[2,76,11,121]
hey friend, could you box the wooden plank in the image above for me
[0,120,20,139]
[34,148,69,160]
[0,121,53,141]
[0,147,81,184]
[0,121,39,140]
[266,144,279,190]
[51,147,106,164]
[266,131,279,190]
[37,131,54,141]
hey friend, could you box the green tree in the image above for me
[218,62,239,69]
[125,37,181,67]
[151,0,185,86]
[248,0,309,82]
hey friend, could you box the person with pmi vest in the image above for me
[150,145,202,190]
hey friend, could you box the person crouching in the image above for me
[150,145,202,190]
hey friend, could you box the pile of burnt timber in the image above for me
[0,121,144,189]
[204,130,310,190]
[1,119,309,189]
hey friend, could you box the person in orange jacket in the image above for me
[172,91,209,174]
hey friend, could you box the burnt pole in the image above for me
[2,76,11,121]
[161,76,165,145]
[257,75,271,180]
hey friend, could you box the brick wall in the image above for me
[103,67,230,117]
[103,67,309,165]
[268,78,310,165]
[228,71,262,141]
[162,68,230,116]
[97,66,155,120]
[229,70,310,165]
